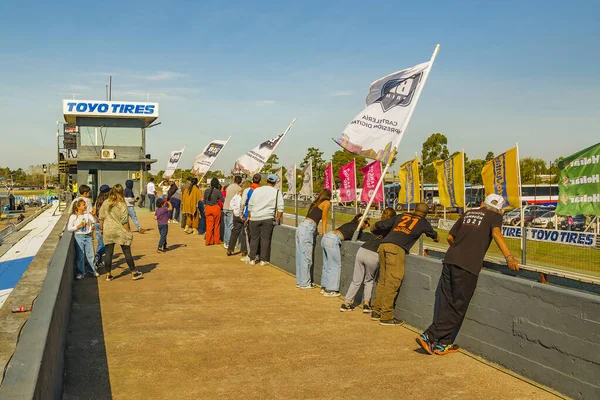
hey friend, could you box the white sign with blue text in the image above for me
[501,226,597,247]
[62,100,159,118]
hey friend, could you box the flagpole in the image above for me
[294,163,298,227]
[330,161,336,229]
[352,44,440,241]
[418,154,424,256]
[516,142,525,265]
[353,158,358,214]
[462,149,466,212]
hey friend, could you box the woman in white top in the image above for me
[226,189,244,256]
[67,199,99,280]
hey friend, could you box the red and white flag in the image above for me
[361,161,384,203]
[338,161,356,202]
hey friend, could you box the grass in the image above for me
[284,205,600,276]
[0,189,56,196]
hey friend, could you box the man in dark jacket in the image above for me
[124,180,146,233]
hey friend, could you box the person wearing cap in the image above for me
[417,194,520,356]
[93,185,111,268]
[247,174,284,266]
[239,174,262,262]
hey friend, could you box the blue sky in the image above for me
[1,0,599,175]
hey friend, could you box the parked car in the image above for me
[558,214,587,231]
[531,211,561,229]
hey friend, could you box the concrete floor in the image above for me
[63,210,561,400]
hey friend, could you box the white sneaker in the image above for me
[247,260,256,265]
[223,244,229,249]
[93,272,100,277]
[76,273,85,280]
[259,261,269,267]
[240,256,249,262]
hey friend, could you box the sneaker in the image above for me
[340,303,355,312]
[379,318,404,326]
[259,261,269,267]
[93,272,100,277]
[157,248,165,253]
[371,311,381,321]
[433,343,460,356]
[296,284,316,290]
[240,256,250,262]
[105,275,114,282]
[96,260,105,269]
[362,304,372,314]
[75,273,85,280]
[162,246,168,252]
[132,271,144,280]
[416,333,434,355]
[320,288,326,294]
[138,229,147,234]
[223,243,229,249]
[247,260,256,265]
[323,290,341,297]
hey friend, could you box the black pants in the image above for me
[158,224,168,249]
[425,263,478,345]
[228,216,247,253]
[104,243,136,275]
[249,219,274,262]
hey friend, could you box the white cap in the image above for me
[485,194,505,211]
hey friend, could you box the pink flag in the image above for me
[338,161,356,202]
[324,163,333,191]
[361,161,384,203]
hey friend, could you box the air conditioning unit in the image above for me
[101,149,115,159]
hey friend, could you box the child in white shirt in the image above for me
[67,199,99,280]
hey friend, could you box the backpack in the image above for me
[243,188,255,219]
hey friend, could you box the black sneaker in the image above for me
[157,248,164,253]
[362,304,372,314]
[379,318,404,326]
[371,311,381,321]
[340,303,355,312]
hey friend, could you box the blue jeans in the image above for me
[295,219,316,287]
[223,210,233,246]
[148,194,156,211]
[158,224,168,248]
[94,222,105,257]
[128,206,142,230]
[74,234,97,276]
[169,198,181,221]
[321,232,342,291]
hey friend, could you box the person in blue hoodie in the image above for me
[124,180,146,234]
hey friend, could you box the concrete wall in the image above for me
[270,225,600,400]
[0,230,75,399]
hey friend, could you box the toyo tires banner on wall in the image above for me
[501,226,597,247]
[556,142,600,216]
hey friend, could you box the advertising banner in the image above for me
[482,147,520,208]
[338,161,356,202]
[398,156,420,204]
[360,161,384,203]
[299,161,313,198]
[434,152,465,208]
[501,226,596,247]
[556,142,600,216]
[324,163,333,192]
[285,165,296,195]
[191,139,228,176]
[163,147,185,179]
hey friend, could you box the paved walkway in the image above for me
[63,210,560,400]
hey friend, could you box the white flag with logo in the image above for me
[233,118,296,175]
[285,165,296,194]
[299,160,313,198]
[163,147,185,179]
[334,62,432,164]
[191,139,229,176]
[274,167,283,191]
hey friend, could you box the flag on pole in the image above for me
[556,142,600,216]
[163,147,185,178]
[482,147,520,208]
[299,161,313,198]
[324,163,333,191]
[338,160,356,202]
[285,165,296,194]
[434,152,465,208]
[398,156,420,204]
[233,118,296,175]
[334,62,432,164]
[360,161,384,203]
[274,167,283,191]
[191,139,228,176]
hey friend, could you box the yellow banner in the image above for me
[481,147,520,208]
[398,156,421,204]
[434,152,465,208]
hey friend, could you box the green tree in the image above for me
[421,133,449,183]
[485,151,495,162]
[262,154,279,174]
[302,147,326,190]
[464,153,485,185]
[519,158,548,184]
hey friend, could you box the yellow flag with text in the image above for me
[434,152,465,208]
[481,147,520,208]
[398,156,421,204]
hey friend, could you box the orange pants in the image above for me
[205,204,222,245]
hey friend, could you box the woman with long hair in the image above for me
[320,213,370,297]
[182,177,202,234]
[204,177,225,245]
[98,184,143,281]
[340,207,396,312]
[296,189,331,289]
[92,185,111,268]
[67,198,98,280]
